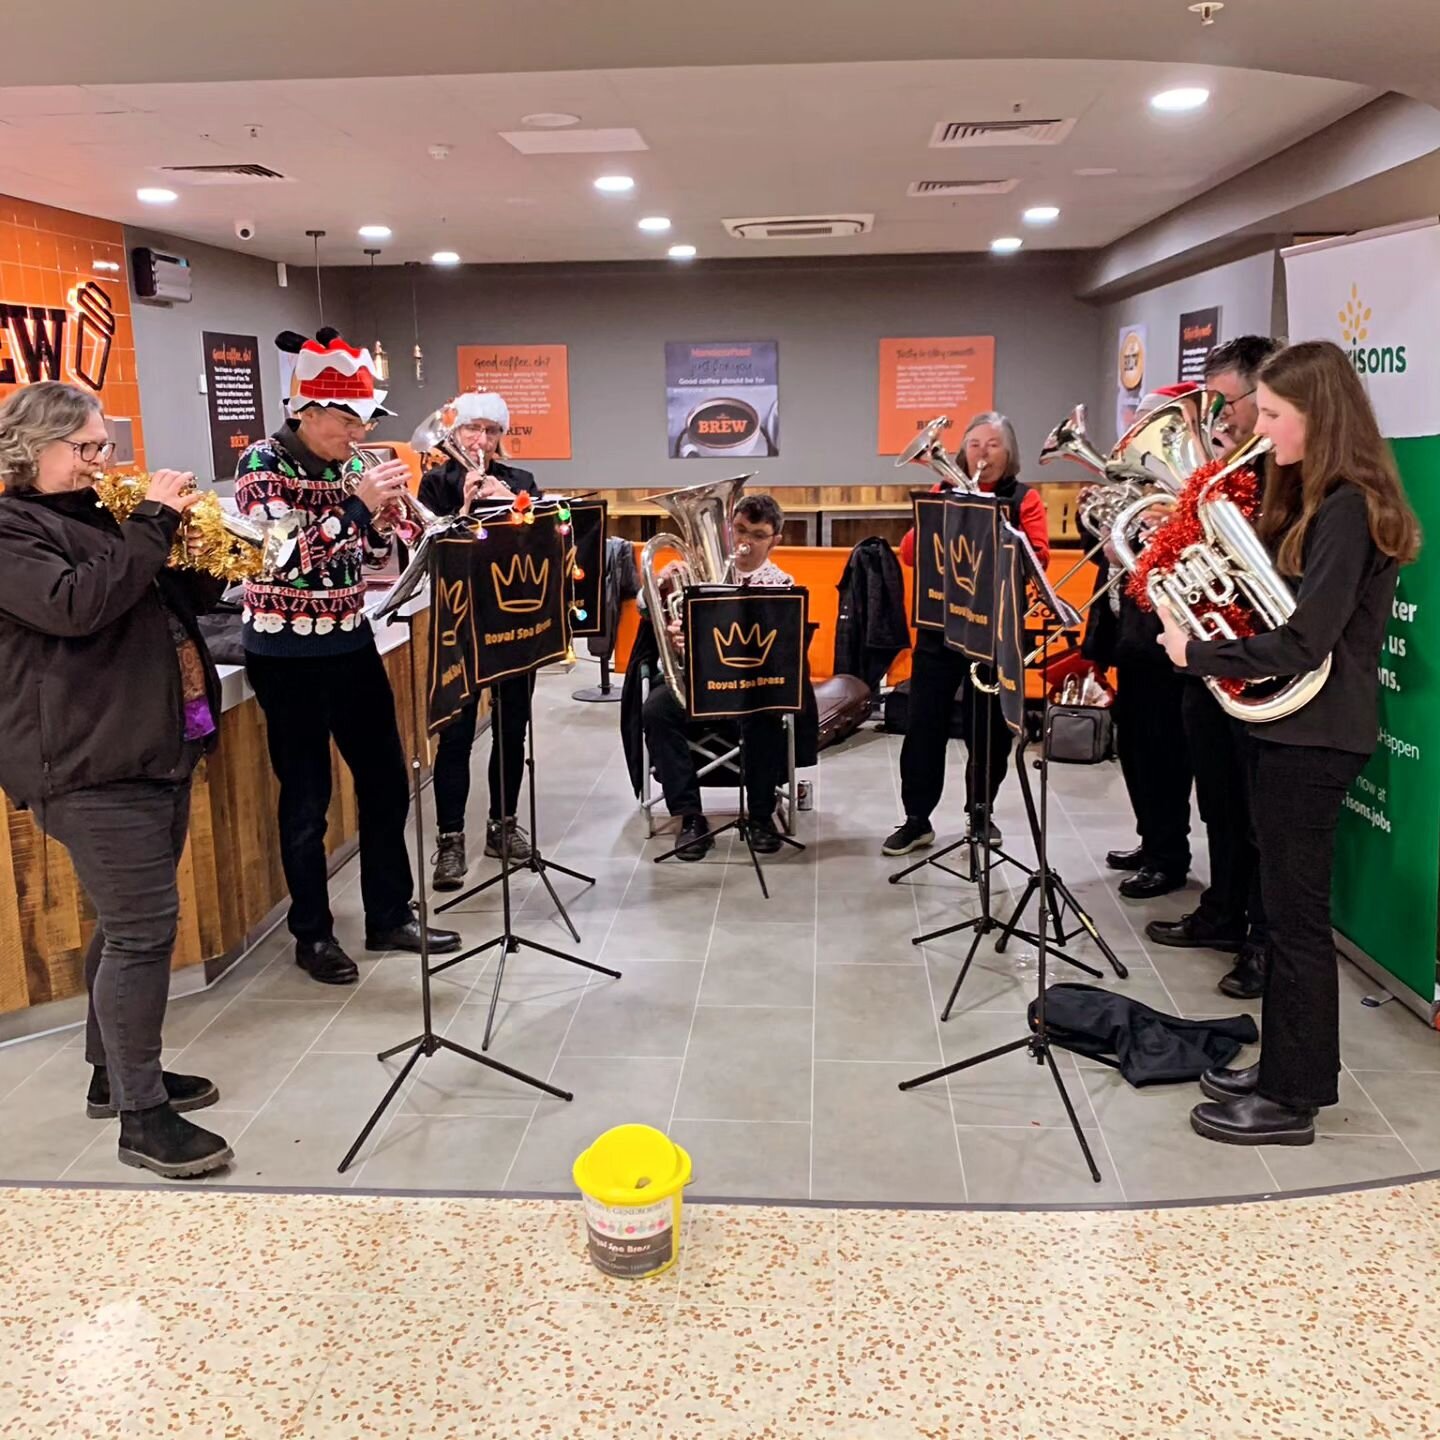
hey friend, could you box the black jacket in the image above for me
[1186,485,1397,753]
[418,457,538,518]
[834,537,909,690]
[0,487,225,807]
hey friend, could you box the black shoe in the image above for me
[1105,846,1146,872]
[1199,1063,1260,1104]
[117,1103,234,1178]
[1119,866,1187,901]
[968,817,1003,848]
[882,817,935,857]
[366,918,462,954]
[1190,1093,1315,1147]
[675,815,714,862]
[1218,942,1267,999]
[87,1066,219,1121]
[296,936,358,985]
[747,817,783,855]
[485,818,533,862]
[1144,911,1244,953]
[432,832,467,892]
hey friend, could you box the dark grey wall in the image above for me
[126,226,321,482]
[330,254,1102,491]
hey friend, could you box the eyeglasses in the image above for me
[1217,387,1256,415]
[67,440,116,464]
[733,524,776,542]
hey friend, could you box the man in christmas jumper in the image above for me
[236,329,460,985]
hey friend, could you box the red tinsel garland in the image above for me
[1127,456,1262,695]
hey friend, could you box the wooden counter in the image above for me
[0,605,440,1033]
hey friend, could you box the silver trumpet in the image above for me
[1110,433,1331,722]
[894,414,975,491]
[639,474,754,694]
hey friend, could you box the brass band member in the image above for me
[419,393,541,889]
[1160,341,1420,1146]
[884,413,1051,856]
[237,330,460,985]
[0,382,230,1178]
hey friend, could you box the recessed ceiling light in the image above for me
[990,236,1023,255]
[136,187,177,205]
[594,175,635,193]
[638,216,672,233]
[1023,205,1060,225]
[667,243,697,260]
[358,224,392,240]
[522,112,581,128]
[1074,167,1118,177]
[1150,87,1210,113]
[431,251,461,266]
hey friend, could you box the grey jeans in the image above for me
[34,778,193,1113]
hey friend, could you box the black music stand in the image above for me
[433,682,619,1050]
[338,604,573,1175]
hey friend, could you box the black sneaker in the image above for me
[87,1066,219,1121]
[432,832,467,891]
[966,814,1004,848]
[675,814,714,862]
[485,818,533,862]
[882,818,935,856]
[296,936,359,985]
[118,1103,233,1179]
[1144,911,1244,953]
[748,816,783,855]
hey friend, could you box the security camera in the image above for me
[234,219,257,241]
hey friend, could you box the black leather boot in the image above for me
[296,936,359,985]
[432,832,467,892]
[1190,1093,1315,1146]
[1218,943,1267,999]
[88,1066,219,1120]
[117,1103,234,1178]
[676,815,714,862]
[1198,1063,1260,1104]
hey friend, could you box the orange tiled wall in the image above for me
[0,195,145,469]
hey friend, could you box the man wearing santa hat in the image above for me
[418,391,541,890]
[235,329,461,984]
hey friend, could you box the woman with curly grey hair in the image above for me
[0,381,232,1179]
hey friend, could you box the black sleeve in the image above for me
[0,502,179,638]
[418,464,457,517]
[167,568,228,616]
[1186,488,1373,681]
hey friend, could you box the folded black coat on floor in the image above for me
[1028,983,1258,1087]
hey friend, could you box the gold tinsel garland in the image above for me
[93,473,265,583]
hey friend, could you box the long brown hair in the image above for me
[1256,340,1420,577]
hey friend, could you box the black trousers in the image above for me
[642,681,786,820]
[34,778,193,1113]
[899,639,1012,824]
[1182,680,1266,940]
[1113,661,1192,875]
[1250,742,1367,1110]
[246,644,414,943]
[432,672,533,834]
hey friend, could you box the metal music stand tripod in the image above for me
[339,604,573,1175]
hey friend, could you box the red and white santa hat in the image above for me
[276,328,395,421]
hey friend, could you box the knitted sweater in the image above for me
[234,424,376,657]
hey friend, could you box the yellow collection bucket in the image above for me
[572,1124,693,1280]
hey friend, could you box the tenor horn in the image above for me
[1038,404,1111,479]
[348,442,442,540]
[639,474,754,695]
[1110,389,1221,494]
[894,415,976,492]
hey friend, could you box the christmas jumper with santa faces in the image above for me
[235,422,379,656]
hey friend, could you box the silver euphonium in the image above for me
[1110,432,1332,723]
[894,414,976,491]
[639,474,755,694]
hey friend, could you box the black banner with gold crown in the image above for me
[564,498,607,637]
[910,492,947,632]
[682,587,807,719]
[992,525,1026,737]
[941,492,999,663]
[428,534,484,733]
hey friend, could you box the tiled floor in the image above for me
[2,1180,1438,1438]
[1,669,1437,1203]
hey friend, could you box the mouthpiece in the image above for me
[735,542,753,557]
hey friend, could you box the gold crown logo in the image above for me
[949,533,981,595]
[1339,282,1372,345]
[932,532,946,576]
[439,578,470,645]
[714,620,776,669]
[490,552,550,613]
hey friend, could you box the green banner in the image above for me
[1332,433,1440,1002]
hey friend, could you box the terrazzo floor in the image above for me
[2,1178,1438,1439]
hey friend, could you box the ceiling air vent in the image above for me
[929,118,1076,148]
[154,163,294,185]
[907,179,1019,198]
[723,214,873,240]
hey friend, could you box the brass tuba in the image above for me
[1110,433,1332,722]
[894,414,975,491]
[639,474,754,694]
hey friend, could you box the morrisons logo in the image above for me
[1340,284,1407,375]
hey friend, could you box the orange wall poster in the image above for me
[877,336,996,456]
[0,195,145,469]
[455,344,571,461]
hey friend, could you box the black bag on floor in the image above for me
[880,680,966,738]
[1027,983,1258,1087]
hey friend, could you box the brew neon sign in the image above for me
[0,279,116,392]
